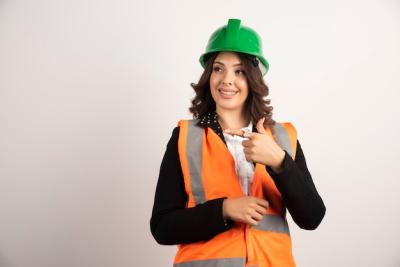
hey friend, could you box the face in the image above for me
[210,52,249,113]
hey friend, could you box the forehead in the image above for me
[214,51,242,65]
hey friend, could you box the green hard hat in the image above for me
[199,18,269,75]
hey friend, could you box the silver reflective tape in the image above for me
[254,214,290,235]
[186,120,205,205]
[272,123,293,158]
[174,257,246,267]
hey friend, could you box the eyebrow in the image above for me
[213,61,242,67]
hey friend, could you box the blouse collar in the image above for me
[196,110,255,144]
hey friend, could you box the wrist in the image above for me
[270,150,285,173]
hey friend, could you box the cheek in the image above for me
[209,74,220,90]
[238,80,249,97]
[209,75,219,100]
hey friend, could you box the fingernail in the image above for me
[224,129,231,133]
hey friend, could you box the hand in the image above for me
[223,196,269,226]
[224,118,285,172]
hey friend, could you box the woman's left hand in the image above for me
[224,118,285,173]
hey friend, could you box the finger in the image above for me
[255,198,269,209]
[242,131,253,138]
[254,205,268,215]
[224,129,245,137]
[242,140,251,147]
[245,215,259,226]
[250,210,263,221]
[243,147,251,153]
[256,117,267,135]
[224,129,253,138]
[244,147,256,155]
[243,149,251,160]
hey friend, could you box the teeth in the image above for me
[219,89,238,96]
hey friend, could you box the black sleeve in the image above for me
[266,140,326,230]
[150,127,232,245]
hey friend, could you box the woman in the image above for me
[150,18,326,267]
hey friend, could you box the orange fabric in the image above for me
[202,128,244,200]
[252,163,282,216]
[175,224,247,263]
[247,229,295,267]
[175,120,297,267]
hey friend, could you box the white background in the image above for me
[1,0,400,266]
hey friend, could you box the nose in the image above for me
[221,70,234,86]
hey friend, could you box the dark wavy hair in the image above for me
[189,52,276,128]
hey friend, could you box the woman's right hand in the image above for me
[223,196,269,226]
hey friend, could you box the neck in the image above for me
[216,107,249,130]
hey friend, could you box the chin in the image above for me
[215,102,244,111]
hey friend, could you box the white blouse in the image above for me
[223,122,255,195]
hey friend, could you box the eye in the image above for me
[213,66,223,72]
[236,69,246,76]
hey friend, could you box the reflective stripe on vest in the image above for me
[174,257,246,267]
[272,123,294,158]
[253,214,290,234]
[186,120,206,204]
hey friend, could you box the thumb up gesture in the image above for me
[224,118,285,173]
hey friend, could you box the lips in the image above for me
[218,88,239,99]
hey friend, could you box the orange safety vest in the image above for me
[175,119,298,267]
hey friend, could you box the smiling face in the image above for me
[210,51,249,114]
